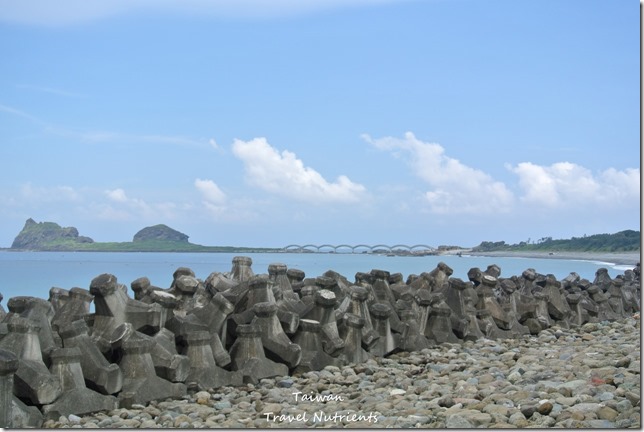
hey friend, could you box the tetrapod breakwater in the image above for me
[0,257,640,428]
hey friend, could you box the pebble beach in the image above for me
[43,315,640,429]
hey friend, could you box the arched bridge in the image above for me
[281,244,437,254]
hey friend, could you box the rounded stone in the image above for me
[537,401,553,415]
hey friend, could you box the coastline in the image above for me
[446,250,641,266]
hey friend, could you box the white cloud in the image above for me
[209,138,219,150]
[100,188,179,221]
[0,0,397,26]
[105,188,128,203]
[104,188,150,212]
[232,137,366,204]
[194,178,226,204]
[93,205,131,222]
[509,162,640,207]
[20,183,81,203]
[364,132,514,214]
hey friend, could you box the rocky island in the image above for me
[6,219,278,253]
[11,218,95,250]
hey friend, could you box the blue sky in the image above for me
[0,0,639,248]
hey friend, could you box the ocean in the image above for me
[0,251,633,303]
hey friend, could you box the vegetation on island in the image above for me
[7,219,279,253]
[472,230,640,253]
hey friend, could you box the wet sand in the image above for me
[442,250,640,266]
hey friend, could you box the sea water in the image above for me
[0,251,633,302]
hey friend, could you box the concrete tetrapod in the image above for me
[338,313,371,364]
[7,296,57,362]
[337,286,379,351]
[0,348,43,428]
[58,319,123,395]
[0,317,62,405]
[303,289,345,356]
[399,309,432,351]
[369,302,403,357]
[0,255,639,427]
[251,302,302,368]
[110,324,186,408]
[42,347,118,420]
[51,287,93,332]
[89,273,162,353]
[291,319,341,373]
[423,295,462,345]
[444,278,484,341]
[229,324,289,384]
[150,328,190,383]
[182,330,242,390]
[230,256,255,282]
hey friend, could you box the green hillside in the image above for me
[473,230,641,253]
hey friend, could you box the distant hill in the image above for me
[8,218,279,253]
[133,224,189,243]
[473,230,641,253]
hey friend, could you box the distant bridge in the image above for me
[281,244,437,254]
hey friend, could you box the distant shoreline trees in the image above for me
[473,230,640,253]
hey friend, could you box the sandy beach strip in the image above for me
[440,250,640,266]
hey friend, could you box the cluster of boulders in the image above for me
[0,257,640,427]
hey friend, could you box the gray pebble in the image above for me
[47,315,639,430]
